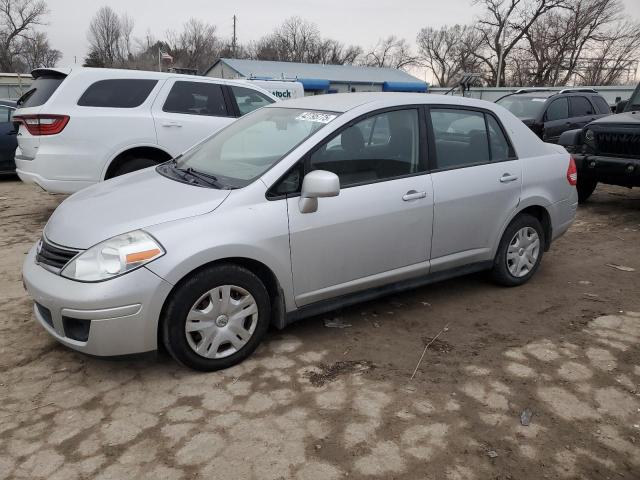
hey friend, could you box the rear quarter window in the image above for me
[592,96,611,114]
[77,79,158,108]
[18,76,65,108]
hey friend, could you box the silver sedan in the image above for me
[23,92,578,370]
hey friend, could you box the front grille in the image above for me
[36,237,80,271]
[595,131,640,157]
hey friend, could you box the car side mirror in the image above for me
[298,170,340,214]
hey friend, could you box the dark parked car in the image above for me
[0,99,17,174]
[559,82,640,202]
[496,89,611,143]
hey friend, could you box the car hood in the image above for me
[590,110,640,126]
[44,167,231,249]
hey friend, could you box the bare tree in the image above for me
[249,17,360,65]
[86,6,125,67]
[472,0,567,86]
[417,25,483,86]
[166,18,220,73]
[577,20,640,85]
[362,36,416,70]
[0,0,54,71]
[19,30,60,69]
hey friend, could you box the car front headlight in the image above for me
[61,230,164,282]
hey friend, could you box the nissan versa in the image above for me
[23,93,578,371]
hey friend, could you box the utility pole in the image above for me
[232,15,237,57]
[496,24,508,87]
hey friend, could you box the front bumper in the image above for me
[22,245,174,356]
[573,153,640,186]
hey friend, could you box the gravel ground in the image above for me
[1,177,639,480]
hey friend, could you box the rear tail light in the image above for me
[567,156,578,186]
[13,114,69,136]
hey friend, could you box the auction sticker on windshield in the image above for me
[296,112,337,123]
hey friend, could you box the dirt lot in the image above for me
[1,177,639,480]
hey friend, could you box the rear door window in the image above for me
[230,86,274,116]
[163,81,228,117]
[430,108,514,169]
[17,76,66,108]
[545,98,569,121]
[569,96,595,116]
[78,79,158,108]
[430,109,490,168]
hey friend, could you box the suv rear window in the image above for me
[17,75,65,108]
[78,79,158,108]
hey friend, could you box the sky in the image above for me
[44,0,640,82]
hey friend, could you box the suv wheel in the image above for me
[161,264,271,371]
[491,214,544,287]
[577,178,597,203]
[112,157,158,177]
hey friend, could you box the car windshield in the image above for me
[172,107,338,187]
[624,84,640,112]
[496,96,547,118]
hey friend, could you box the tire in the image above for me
[161,264,271,371]
[491,214,544,287]
[577,178,597,203]
[112,157,158,177]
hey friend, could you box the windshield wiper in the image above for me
[183,167,225,188]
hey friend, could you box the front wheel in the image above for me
[161,264,271,371]
[491,214,544,287]
[577,178,597,203]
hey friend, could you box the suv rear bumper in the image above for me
[16,160,95,194]
[574,153,640,186]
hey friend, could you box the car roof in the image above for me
[0,99,16,107]
[265,92,500,113]
[31,67,274,92]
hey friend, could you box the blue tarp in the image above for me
[299,78,331,91]
[382,81,428,93]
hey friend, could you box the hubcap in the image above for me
[506,227,540,278]
[185,285,258,359]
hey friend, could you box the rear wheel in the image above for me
[577,178,597,203]
[491,214,544,287]
[161,264,271,371]
[111,157,158,177]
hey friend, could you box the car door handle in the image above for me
[402,190,427,201]
[500,174,519,183]
[162,122,182,128]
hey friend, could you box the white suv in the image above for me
[13,67,277,194]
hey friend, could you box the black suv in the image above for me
[496,89,611,143]
[559,82,640,203]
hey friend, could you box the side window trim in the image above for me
[425,104,517,173]
[222,85,240,117]
[266,105,429,200]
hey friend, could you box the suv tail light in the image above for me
[567,156,578,186]
[13,114,70,136]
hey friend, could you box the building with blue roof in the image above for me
[204,58,428,95]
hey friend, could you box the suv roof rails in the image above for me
[513,88,554,94]
[558,88,598,94]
